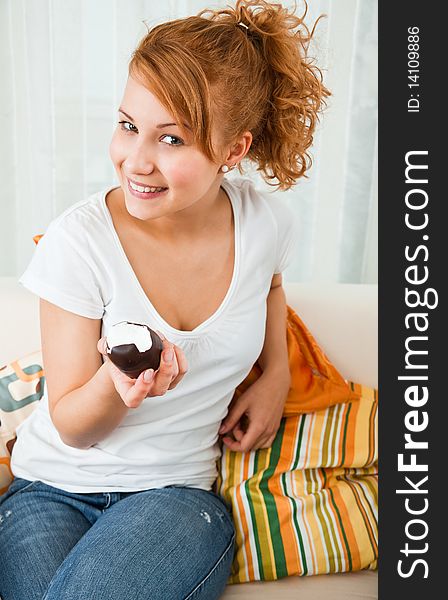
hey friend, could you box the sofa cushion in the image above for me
[229,305,360,416]
[220,570,378,599]
[0,351,44,494]
[214,383,378,583]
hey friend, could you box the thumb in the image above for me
[97,337,109,358]
[219,399,248,434]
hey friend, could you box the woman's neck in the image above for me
[110,181,231,245]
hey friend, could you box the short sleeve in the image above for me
[18,220,104,319]
[261,193,299,274]
[274,205,298,274]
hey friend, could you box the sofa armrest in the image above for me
[0,277,41,366]
[284,283,377,389]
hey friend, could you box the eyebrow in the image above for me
[118,108,191,130]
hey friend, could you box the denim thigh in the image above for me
[0,477,92,600]
[44,486,236,600]
[0,479,235,600]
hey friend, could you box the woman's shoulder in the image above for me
[34,186,115,259]
[223,175,260,197]
[223,175,295,224]
[44,185,114,239]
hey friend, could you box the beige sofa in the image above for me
[0,278,378,599]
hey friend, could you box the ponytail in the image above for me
[130,0,330,190]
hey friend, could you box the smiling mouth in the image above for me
[127,178,168,199]
[128,178,167,193]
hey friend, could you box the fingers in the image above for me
[97,337,108,358]
[122,368,156,409]
[149,330,188,396]
[251,434,276,451]
[232,423,245,442]
[147,333,177,396]
[222,425,259,453]
[222,421,278,452]
[219,402,248,435]
[98,337,123,378]
[97,331,188,406]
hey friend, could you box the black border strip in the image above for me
[379,0,445,595]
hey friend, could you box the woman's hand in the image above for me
[219,368,291,452]
[97,330,188,409]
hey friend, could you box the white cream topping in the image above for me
[106,322,153,353]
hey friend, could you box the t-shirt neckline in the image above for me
[99,179,240,338]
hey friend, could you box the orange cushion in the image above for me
[234,305,360,415]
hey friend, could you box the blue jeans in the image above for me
[0,477,235,600]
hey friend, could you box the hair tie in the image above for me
[238,22,249,31]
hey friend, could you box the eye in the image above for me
[118,121,138,133]
[160,134,184,146]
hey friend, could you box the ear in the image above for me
[224,131,253,165]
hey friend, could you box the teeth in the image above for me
[129,180,166,193]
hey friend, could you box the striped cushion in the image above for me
[214,383,378,582]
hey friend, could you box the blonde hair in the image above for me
[129,0,330,190]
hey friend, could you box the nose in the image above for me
[124,140,155,176]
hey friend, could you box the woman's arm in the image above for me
[257,273,291,378]
[40,299,130,449]
[41,299,187,450]
[219,273,291,451]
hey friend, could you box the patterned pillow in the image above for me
[214,383,378,583]
[0,351,45,494]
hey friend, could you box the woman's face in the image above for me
[109,75,224,223]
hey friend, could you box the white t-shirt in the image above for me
[12,177,298,493]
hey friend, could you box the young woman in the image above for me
[0,1,329,598]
